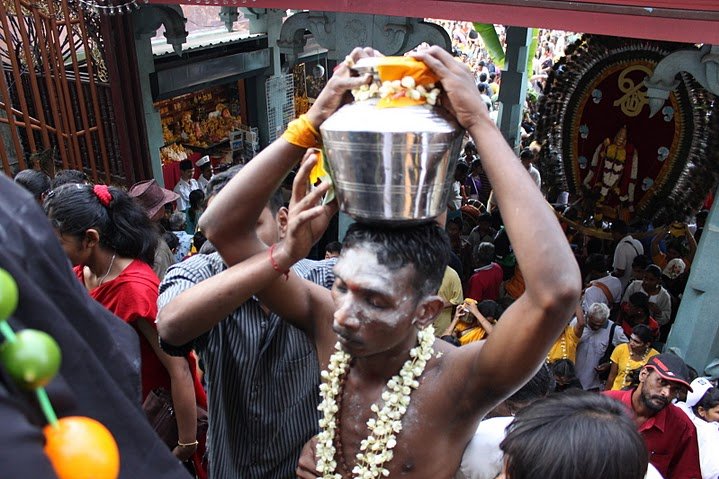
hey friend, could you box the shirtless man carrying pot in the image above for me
[167,47,581,478]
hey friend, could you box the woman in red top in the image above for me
[44,183,206,476]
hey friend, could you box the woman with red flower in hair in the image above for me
[44,183,207,477]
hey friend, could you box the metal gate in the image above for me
[0,0,124,183]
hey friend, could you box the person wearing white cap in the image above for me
[196,155,213,192]
[675,377,719,479]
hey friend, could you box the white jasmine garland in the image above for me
[315,325,436,479]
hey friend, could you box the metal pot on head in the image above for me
[320,57,464,224]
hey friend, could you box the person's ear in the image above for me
[639,367,650,383]
[276,206,289,239]
[413,295,444,329]
[83,229,100,248]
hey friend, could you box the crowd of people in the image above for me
[3,42,717,479]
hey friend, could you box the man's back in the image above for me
[614,236,644,290]
[158,253,335,478]
[467,263,503,302]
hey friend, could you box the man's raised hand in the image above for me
[410,46,490,131]
[305,47,382,129]
[279,149,338,265]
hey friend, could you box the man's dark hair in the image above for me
[501,392,648,479]
[474,242,495,266]
[628,292,650,317]
[343,222,449,297]
[163,231,179,252]
[14,169,51,202]
[325,241,342,255]
[631,254,650,269]
[52,169,88,189]
[477,300,503,320]
[644,264,662,279]
[205,164,284,215]
[519,148,533,160]
[479,72,488,83]
[632,324,654,344]
[506,363,554,408]
[611,220,628,235]
[477,83,487,94]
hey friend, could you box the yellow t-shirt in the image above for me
[454,321,487,346]
[546,324,581,364]
[609,343,659,390]
[432,266,463,336]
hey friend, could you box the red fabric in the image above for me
[466,263,503,302]
[75,260,208,478]
[604,389,701,479]
[619,301,660,339]
[162,162,181,193]
[74,260,206,405]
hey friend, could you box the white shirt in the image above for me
[613,235,644,290]
[528,164,541,189]
[456,416,513,479]
[574,319,627,390]
[448,181,462,211]
[676,402,719,479]
[173,178,200,211]
[197,174,211,193]
[622,280,673,325]
[582,274,623,311]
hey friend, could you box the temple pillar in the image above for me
[666,187,719,371]
[132,5,188,186]
[496,27,531,152]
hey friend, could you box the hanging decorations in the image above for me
[536,35,719,230]
[71,0,141,15]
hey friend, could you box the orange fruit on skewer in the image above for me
[43,416,120,479]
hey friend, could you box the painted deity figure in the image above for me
[583,126,639,221]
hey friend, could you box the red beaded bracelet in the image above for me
[269,243,290,281]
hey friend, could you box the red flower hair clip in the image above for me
[93,184,112,207]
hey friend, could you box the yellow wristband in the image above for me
[282,114,322,149]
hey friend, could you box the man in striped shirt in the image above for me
[157,166,336,478]
[198,47,581,479]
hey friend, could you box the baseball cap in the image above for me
[128,179,179,219]
[685,377,713,407]
[644,354,693,391]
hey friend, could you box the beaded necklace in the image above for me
[622,345,650,388]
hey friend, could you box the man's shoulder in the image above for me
[603,388,631,404]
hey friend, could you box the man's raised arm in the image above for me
[412,47,581,405]
[200,50,374,266]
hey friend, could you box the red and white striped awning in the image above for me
[144,0,719,44]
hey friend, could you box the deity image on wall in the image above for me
[582,125,638,221]
[536,35,719,228]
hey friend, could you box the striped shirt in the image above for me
[158,252,336,479]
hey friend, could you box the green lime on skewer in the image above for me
[0,329,61,389]
[0,268,19,322]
